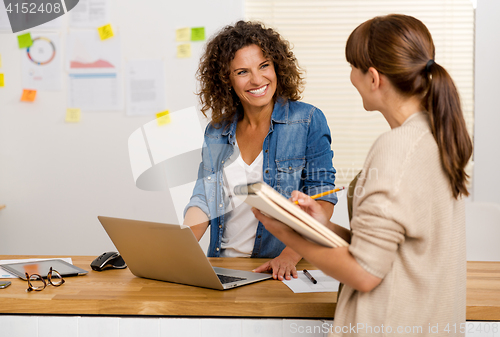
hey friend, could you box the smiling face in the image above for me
[229,44,277,114]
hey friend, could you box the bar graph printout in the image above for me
[66,31,123,110]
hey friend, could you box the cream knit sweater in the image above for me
[331,112,466,337]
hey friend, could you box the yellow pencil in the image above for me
[293,187,345,204]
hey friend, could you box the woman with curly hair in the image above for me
[183,21,338,281]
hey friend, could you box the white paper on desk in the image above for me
[283,270,340,293]
[0,258,73,279]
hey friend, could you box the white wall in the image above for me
[465,0,500,261]
[473,0,500,205]
[0,0,243,255]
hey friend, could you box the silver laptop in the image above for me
[97,216,272,290]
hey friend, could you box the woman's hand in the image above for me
[253,247,301,280]
[251,191,333,281]
[290,191,330,225]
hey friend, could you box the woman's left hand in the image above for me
[252,209,302,280]
[253,247,301,280]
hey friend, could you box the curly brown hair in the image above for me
[196,20,304,126]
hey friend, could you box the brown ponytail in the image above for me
[346,14,472,198]
[423,63,472,198]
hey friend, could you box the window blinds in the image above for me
[245,0,474,187]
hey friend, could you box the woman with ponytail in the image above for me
[253,14,472,336]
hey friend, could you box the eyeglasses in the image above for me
[25,267,65,292]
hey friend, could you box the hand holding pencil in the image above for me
[293,187,345,205]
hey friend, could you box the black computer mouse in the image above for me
[90,251,127,271]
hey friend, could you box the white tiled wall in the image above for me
[0,316,497,337]
[159,318,201,337]
[78,317,120,337]
[0,316,37,337]
[242,319,283,337]
[0,316,332,337]
[38,316,79,337]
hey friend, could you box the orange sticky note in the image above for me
[21,89,37,102]
[65,108,81,123]
[0,74,4,87]
[98,24,114,40]
[156,110,170,126]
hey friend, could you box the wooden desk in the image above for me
[466,261,500,320]
[0,256,336,318]
[1,257,499,321]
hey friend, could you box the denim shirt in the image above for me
[184,99,337,257]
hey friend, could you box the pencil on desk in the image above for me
[293,187,345,204]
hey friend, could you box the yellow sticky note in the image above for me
[191,27,205,41]
[156,110,171,126]
[98,24,114,40]
[177,44,192,58]
[66,108,81,123]
[21,89,37,102]
[18,32,33,49]
[176,27,190,42]
[0,74,4,87]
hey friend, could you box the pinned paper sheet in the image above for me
[21,33,61,91]
[65,108,81,123]
[98,24,114,40]
[176,27,190,41]
[156,110,170,126]
[18,32,33,49]
[177,44,191,58]
[126,59,166,116]
[0,74,4,87]
[21,89,37,102]
[191,27,205,41]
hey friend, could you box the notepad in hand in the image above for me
[234,182,348,248]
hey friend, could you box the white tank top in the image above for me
[220,142,263,257]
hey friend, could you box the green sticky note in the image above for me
[191,27,205,41]
[18,33,33,49]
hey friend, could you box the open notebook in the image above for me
[234,182,349,248]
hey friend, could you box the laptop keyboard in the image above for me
[217,274,246,284]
